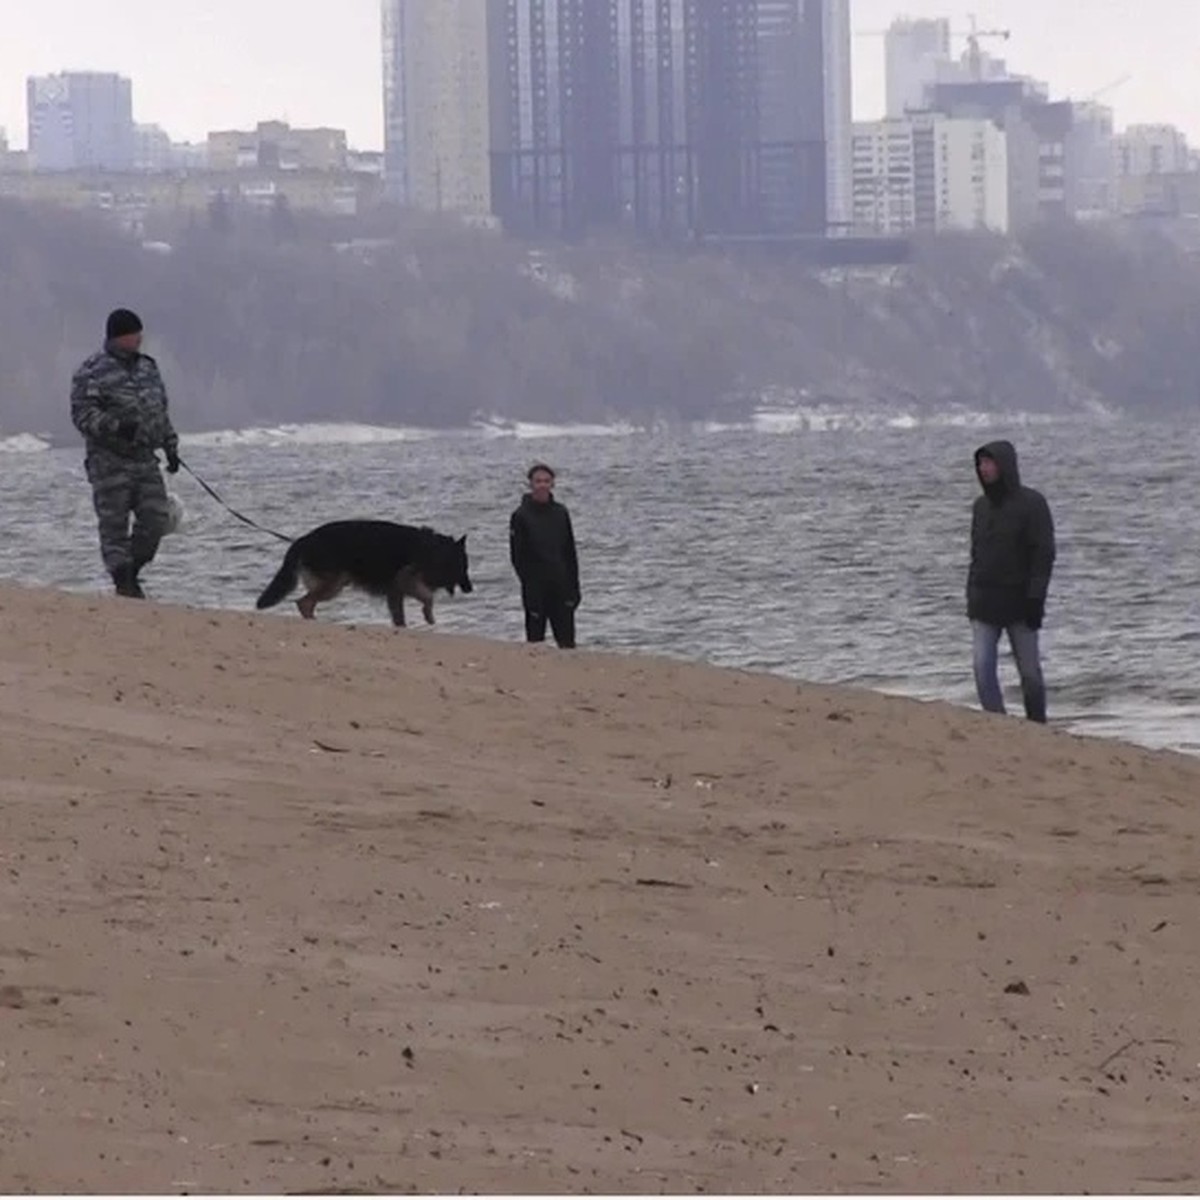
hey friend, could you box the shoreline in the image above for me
[1,407,1128,454]
[9,577,1199,759]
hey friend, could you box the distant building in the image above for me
[0,166,385,224]
[27,71,135,171]
[852,113,1009,235]
[1022,100,1075,220]
[1117,124,1191,178]
[1116,170,1200,219]
[486,0,827,239]
[207,121,348,173]
[171,142,208,171]
[348,149,386,178]
[381,0,492,213]
[884,18,950,118]
[380,0,837,238]
[821,0,853,230]
[133,125,209,173]
[1066,101,1115,217]
[926,78,1107,228]
[134,123,173,173]
[708,0,827,237]
[0,131,30,174]
[931,48,1015,91]
[1113,124,1196,218]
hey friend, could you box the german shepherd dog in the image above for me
[255,520,473,626]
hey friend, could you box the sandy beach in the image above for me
[1,582,1198,1194]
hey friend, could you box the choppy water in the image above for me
[3,416,1198,755]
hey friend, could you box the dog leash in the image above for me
[177,457,294,545]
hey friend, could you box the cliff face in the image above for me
[2,199,1198,436]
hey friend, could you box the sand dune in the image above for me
[1,584,1198,1194]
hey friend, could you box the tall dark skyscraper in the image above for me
[487,0,828,238]
[684,0,826,235]
[488,0,624,236]
[615,1,691,235]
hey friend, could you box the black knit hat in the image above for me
[106,308,144,340]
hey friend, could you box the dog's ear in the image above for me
[457,535,467,547]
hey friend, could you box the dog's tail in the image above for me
[256,542,303,610]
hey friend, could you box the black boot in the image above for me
[132,556,152,594]
[112,563,146,599]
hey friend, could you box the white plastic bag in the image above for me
[164,491,185,536]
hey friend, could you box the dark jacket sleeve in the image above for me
[967,498,981,595]
[564,511,580,602]
[70,362,116,442]
[1025,492,1056,600]
[151,360,180,455]
[509,509,529,580]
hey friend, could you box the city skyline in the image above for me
[1,0,1198,152]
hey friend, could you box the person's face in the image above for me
[113,331,143,354]
[977,455,1000,485]
[529,469,555,503]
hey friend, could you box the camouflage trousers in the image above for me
[84,451,170,575]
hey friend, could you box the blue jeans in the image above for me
[971,620,1047,723]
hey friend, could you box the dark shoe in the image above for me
[112,564,146,599]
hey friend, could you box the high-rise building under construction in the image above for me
[384,0,842,238]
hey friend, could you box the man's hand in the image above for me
[566,593,581,612]
[1023,597,1045,631]
[165,447,181,475]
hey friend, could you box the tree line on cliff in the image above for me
[1,197,1197,438]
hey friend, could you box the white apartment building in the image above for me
[885,17,951,117]
[27,71,135,172]
[853,112,1009,234]
[1116,124,1191,178]
[381,0,491,214]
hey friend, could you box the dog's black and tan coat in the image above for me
[256,520,472,625]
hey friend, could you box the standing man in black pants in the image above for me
[510,463,581,649]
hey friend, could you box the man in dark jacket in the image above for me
[71,308,181,599]
[510,463,580,649]
[967,440,1056,723]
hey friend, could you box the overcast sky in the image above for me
[1,0,1196,150]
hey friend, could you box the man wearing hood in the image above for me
[71,308,181,599]
[968,440,1056,723]
[510,463,580,649]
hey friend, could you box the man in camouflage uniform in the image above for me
[71,308,181,599]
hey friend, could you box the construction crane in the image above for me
[962,14,1010,81]
[855,14,1011,82]
[1085,74,1133,103]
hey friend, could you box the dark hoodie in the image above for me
[510,494,580,603]
[967,440,1056,627]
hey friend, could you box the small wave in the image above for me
[0,433,52,453]
[185,422,446,448]
[741,408,1080,435]
[156,408,1107,448]
[187,419,648,447]
[1063,703,1200,755]
[471,417,642,440]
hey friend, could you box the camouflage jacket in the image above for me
[70,344,180,462]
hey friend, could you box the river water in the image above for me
[3,414,1197,755]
